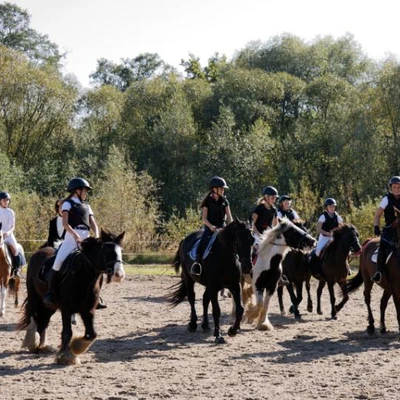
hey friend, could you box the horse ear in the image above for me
[100,227,110,241]
[117,231,125,244]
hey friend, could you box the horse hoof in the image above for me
[331,315,337,320]
[188,323,197,333]
[380,327,387,335]
[57,350,81,365]
[201,325,211,332]
[367,326,375,336]
[317,310,323,315]
[214,336,225,344]
[289,305,294,314]
[294,314,302,320]
[257,323,274,331]
[228,327,238,337]
[307,306,313,313]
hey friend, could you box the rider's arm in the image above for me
[252,213,260,235]
[225,205,233,225]
[62,211,80,242]
[373,207,384,228]
[89,215,100,238]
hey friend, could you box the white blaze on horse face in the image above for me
[112,245,125,282]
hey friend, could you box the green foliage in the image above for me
[346,199,378,243]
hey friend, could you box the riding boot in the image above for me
[309,253,322,278]
[11,254,22,277]
[43,270,59,310]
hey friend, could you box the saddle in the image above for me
[371,247,393,264]
[189,233,218,262]
[38,249,80,284]
[4,243,26,269]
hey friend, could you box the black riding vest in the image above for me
[202,194,229,228]
[383,193,400,226]
[254,204,277,234]
[278,207,296,221]
[65,199,91,228]
[321,211,339,232]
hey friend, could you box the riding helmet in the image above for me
[324,198,337,207]
[209,176,228,189]
[262,186,279,196]
[278,194,292,203]
[67,177,92,192]
[389,176,400,187]
[0,192,11,202]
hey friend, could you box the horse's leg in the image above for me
[316,280,326,315]
[256,288,275,331]
[227,283,244,337]
[327,282,337,319]
[186,278,198,332]
[209,287,224,344]
[245,288,263,323]
[0,284,5,317]
[277,286,285,315]
[35,304,56,352]
[201,288,210,332]
[70,310,97,356]
[306,276,313,313]
[334,280,349,314]
[13,277,20,307]
[287,284,301,319]
[391,290,400,340]
[364,280,375,335]
[57,310,79,365]
[379,290,391,334]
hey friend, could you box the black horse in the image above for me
[168,218,254,344]
[18,229,125,365]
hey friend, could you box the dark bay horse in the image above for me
[346,209,400,336]
[277,249,313,319]
[245,219,316,330]
[0,227,23,317]
[312,224,361,319]
[168,218,254,344]
[18,229,125,365]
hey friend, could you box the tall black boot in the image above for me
[43,270,59,310]
[11,254,22,277]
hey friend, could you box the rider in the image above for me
[43,178,99,309]
[308,198,343,275]
[251,186,279,244]
[43,199,65,249]
[0,192,23,277]
[190,176,233,275]
[277,195,301,222]
[372,175,400,283]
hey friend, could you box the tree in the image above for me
[0,2,62,65]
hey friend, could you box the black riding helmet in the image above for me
[209,176,228,190]
[67,177,92,192]
[278,194,292,204]
[262,186,279,196]
[0,192,11,203]
[389,176,400,186]
[324,198,337,207]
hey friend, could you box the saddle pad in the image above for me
[189,233,218,261]
[371,248,392,264]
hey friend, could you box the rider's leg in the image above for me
[5,236,21,277]
[191,228,212,275]
[372,228,392,283]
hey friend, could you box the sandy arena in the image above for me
[1,273,400,400]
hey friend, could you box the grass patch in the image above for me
[124,263,176,276]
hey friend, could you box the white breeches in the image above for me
[4,234,18,255]
[52,230,90,271]
[316,234,332,256]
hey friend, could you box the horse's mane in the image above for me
[327,223,355,253]
[257,218,292,256]
[219,219,247,244]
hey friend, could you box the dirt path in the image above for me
[1,274,400,400]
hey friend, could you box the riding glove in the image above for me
[374,225,381,236]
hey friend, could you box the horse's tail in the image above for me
[17,298,30,331]
[172,241,183,274]
[346,267,364,294]
[167,279,187,307]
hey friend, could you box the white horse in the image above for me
[245,219,315,330]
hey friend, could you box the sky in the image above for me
[7,0,400,87]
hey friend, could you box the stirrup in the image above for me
[190,262,202,276]
[371,271,382,283]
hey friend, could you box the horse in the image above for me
[0,228,24,317]
[168,218,254,344]
[245,218,316,330]
[346,208,400,336]
[311,224,362,319]
[277,249,313,319]
[18,229,125,365]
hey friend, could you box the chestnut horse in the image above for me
[0,227,23,317]
[346,208,400,336]
[313,224,362,319]
[18,229,125,365]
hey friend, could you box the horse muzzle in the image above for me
[111,262,125,282]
